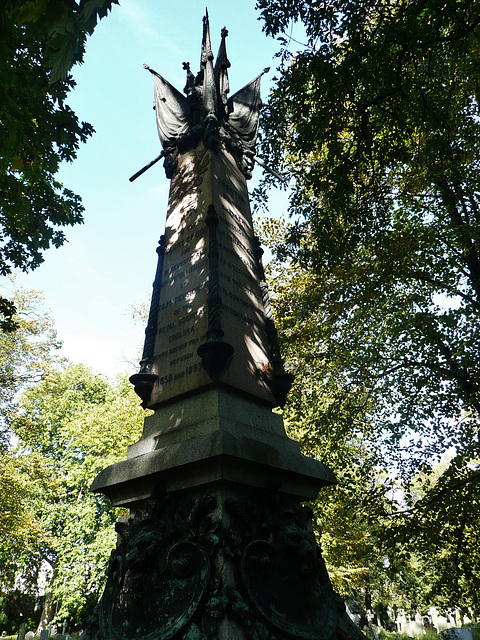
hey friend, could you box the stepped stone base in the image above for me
[91,388,336,509]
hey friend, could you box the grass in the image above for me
[379,631,414,640]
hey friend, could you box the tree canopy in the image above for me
[0,280,62,449]
[257,213,480,616]
[2,362,145,626]
[254,0,480,610]
[0,0,118,331]
[0,285,145,627]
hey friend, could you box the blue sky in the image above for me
[9,0,295,377]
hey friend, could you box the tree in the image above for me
[255,210,480,614]
[0,279,62,448]
[0,284,146,625]
[254,0,480,612]
[0,0,118,331]
[0,449,53,595]
[391,456,480,617]
[0,282,62,593]
[5,364,146,626]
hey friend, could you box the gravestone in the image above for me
[88,12,366,640]
[17,623,26,640]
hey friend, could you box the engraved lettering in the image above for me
[219,178,247,210]
[227,261,257,284]
[223,304,264,330]
[225,276,260,300]
[220,215,251,241]
[158,322,176,335]
[219,230,254,258]
[185,363,201,376]
[219,243,255,271]
[160,300,174,311]
[169,351,195,366]
[219,287,263,314]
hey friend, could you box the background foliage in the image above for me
[0,0,118,331]
[254,0,480,615]
[0,286,145,628]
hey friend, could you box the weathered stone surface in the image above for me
[91,388,336,508]
[84,488,364,640]
[136,144,280,409]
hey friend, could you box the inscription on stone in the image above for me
[149,145,276,407]
[150,150,211,404]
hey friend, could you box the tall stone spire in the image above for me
[87,15,365,640]
[129,13,286,411]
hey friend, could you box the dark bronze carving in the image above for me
[87,492,222,640]
[242,538,336,639]
[224,490,341,640]
[197,341,234,379]
[136,11,267,179]
[86,488,364,640]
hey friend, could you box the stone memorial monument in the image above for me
[88,13,365,640]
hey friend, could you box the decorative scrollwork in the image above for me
[242,538,337,640]
[91,493,219,640]
[226,490,340,640]
[86,489,365,640]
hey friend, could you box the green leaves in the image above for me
[3,362,146,621]
[256,0,480,606]
[0,0,117,329]
[0,285,147,620]
[258,203,480,608]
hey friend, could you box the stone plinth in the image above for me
[91,388,336,509]
[88,480,362,640]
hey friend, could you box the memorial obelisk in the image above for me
[88,14,365,640]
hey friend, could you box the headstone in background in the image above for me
[16,623,26,640]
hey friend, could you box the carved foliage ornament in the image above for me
[85,489,365,640]
[87,492,223,640]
